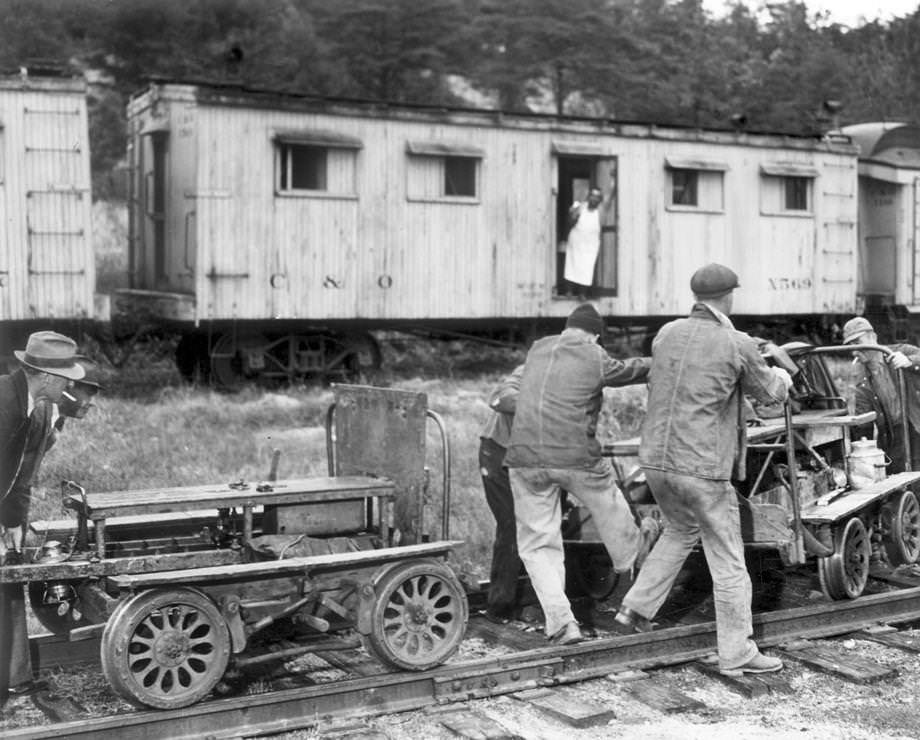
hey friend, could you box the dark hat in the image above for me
[566,303,605,337]
[73,355,104,389]
[690,263,740,299]
[14,331,85,380]
[842,316,874,344]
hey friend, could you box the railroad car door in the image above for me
[555,156,618,296]
[594,157,619,296]
[914,177,920,304]
[0,125,8,319]
[860,178,898,298]
[140,130,169,290]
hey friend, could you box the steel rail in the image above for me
[11,585,920,740]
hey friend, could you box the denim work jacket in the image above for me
[639,303,787,481]
[503,329,651,469]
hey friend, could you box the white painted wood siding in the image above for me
[131,84,860,325]
[0,78,92,322]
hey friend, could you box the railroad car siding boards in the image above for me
[0,76,93,323]
[128,82,859,324]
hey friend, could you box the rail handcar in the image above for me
[116,79,860,385]
[0,72,96,351]
[575,344,920,603]
[3,385,467,709]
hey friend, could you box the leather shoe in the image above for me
[720,652,783,676]
[8,680,45,696]
[613,606,654,634]
[548,621,583,645]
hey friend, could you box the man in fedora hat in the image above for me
[842,316,920,472]
[615,264,793,677]
[0,330,84,705]
[502,303,656,646]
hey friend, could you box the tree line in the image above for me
[1,0,918,198]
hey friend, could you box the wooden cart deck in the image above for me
[63,476,395,559]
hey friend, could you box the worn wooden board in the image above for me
[31,690,88,723]
[852,628,920,654]
[625,677,708,714]
[605,669,649,683]
[467,618,545,651]
[525,692,617,728]
[438,709,521,739]
[779,641,898,684]
[314,648,387,677]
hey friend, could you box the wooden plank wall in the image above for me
[0,79,92,323]
[140,85,861,325]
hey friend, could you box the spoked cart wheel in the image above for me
[101,587,231,709]
[880,490,920,566]
[817,516,871,600]
[364,559,468,671]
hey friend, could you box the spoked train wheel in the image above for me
[101,587,231,709]
[364,559,468,671]
[817,516,871,600]
[27,581,92,634]
[880,490,920,566]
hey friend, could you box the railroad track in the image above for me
[7,566,920,740]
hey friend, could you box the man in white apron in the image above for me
[564,187,602,299]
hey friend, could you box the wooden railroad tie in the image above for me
[513,687,617,728]
[622,676,708,715]
[778,639,898,684]
[436,707,522,739]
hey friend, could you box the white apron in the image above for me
[564,205,600,286]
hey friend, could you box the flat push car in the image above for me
[1,385,468,709]
[568,342,920,602]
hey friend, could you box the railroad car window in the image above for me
[671,169,698,206]
[666,166,724,211]
[406,148,481,203]
[759,164,816,216]
[444,156,476,197]
[785,176,809,211]
[280,144,327,191]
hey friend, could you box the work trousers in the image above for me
[0,583,32,705]
[620,470,758,670]
[509,459,639,638]
[478,437,524,618]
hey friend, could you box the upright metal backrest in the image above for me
[326,384,428,545]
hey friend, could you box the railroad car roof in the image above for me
[842,122,920,168]
[129,77,858,154]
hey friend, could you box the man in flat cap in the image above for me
[1,331,84,705]
[502,303,655,645]
[842,316,920,472]
[615,264,793,677]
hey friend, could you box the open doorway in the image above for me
[555,156,618,297]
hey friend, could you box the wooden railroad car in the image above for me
[843,122,920,340]
[116,79,860,385]
[3,385,468,709]
[0,72,95,354]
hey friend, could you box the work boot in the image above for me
[720,651,783,677]
[548,620,584,645]
[612,605,654,635]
